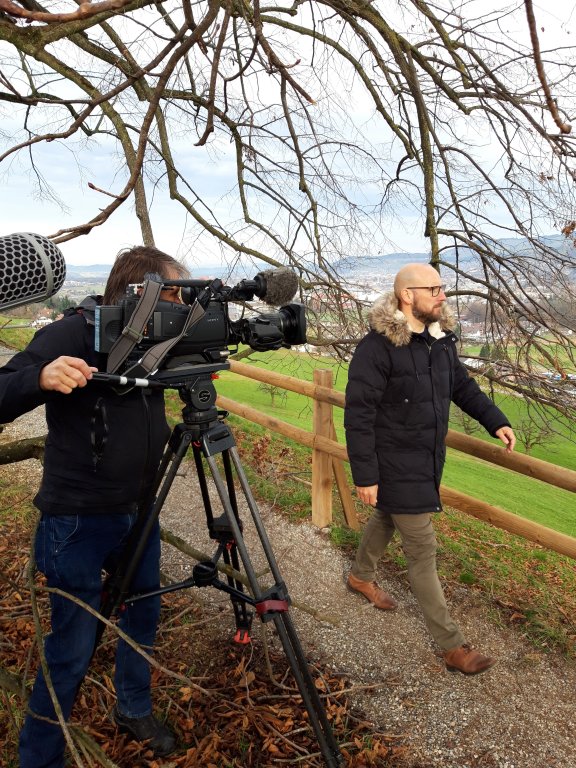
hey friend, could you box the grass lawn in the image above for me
[221,348,575,466]
[2,328,574,536]
[0,323,35,350]
[442,450,576,537]
[211,351,575,538]
[212,369,576,536]
[461,340,576,373]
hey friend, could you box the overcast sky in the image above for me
[0,1,574,269]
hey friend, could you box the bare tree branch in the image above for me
[0,0,574,420]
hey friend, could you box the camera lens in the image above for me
[276,304,307,346]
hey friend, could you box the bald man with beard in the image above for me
[344,263,515,675]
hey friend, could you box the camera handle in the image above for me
[94,383,343,768]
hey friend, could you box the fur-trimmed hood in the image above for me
[368,292,456,347]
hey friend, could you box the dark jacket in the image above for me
[344,293,510,514]
[0,309,170,515]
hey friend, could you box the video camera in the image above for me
[94,268,306,381]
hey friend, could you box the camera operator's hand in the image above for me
[39,356,98,394]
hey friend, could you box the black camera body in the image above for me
[94,273,306,376]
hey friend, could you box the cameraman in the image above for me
[0,246,187,768]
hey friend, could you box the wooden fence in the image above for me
[217,360,576,561]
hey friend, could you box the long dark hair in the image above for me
[103,246,188,304]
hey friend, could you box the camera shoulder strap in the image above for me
[106,280,163,374]
[123,300,206,379]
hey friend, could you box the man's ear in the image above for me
[399,287,413,306]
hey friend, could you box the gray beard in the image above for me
[412,305,440,326]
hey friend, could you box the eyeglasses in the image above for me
[406,285,447,297]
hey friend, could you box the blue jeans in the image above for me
[19,512,161,768]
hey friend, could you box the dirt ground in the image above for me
[158,457,576,768]
[1,404,576,768]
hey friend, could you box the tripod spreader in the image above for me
[126,560,290,619]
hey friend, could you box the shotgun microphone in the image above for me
[228,267,299,305]
[257,267,299,305]
[0,233,66,311]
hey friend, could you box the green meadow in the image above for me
[0,321,35,351]
[1,325,574,537]
[212,349,575,537]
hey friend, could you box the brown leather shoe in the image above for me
[347,573,398,610]
[443,644,496,675]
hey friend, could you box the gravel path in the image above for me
[159,461,575,768]
[1,377,575,768]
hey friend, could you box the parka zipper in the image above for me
[417,334,445,503]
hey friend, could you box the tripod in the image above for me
[95,368,343,768]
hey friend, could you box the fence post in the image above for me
[330,424,360,530]
[312,369,333,527]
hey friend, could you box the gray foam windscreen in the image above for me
[0,233,66,310]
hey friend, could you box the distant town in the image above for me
[4,246,574,385]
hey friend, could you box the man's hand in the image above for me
[355,484,379,506]
[495,426,516,453]
[39,357,97,394]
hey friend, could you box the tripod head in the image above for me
[176,367,227,434]
[92,361,230,435]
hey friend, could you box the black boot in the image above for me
[113,705,177,757]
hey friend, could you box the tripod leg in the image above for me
[192,442,253,642]
[274,612,343,768]
[95,428,193,650]
[200,443,343,767]
[230,445,294,587]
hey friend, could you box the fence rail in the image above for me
[219,360,576,561]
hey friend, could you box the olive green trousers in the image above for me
[351,509,465,650]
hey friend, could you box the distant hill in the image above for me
[335,252,429,276]
[335,234,576,277]
[65,263,226,281]
[66,264,112,280]
[67,235,575,282]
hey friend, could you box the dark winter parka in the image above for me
[0,307,170,516]
[344,293,510,515]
